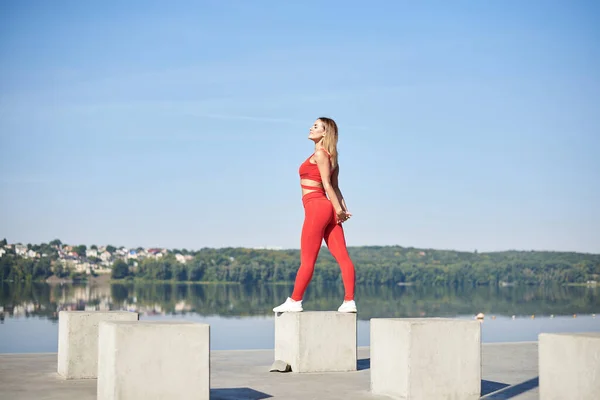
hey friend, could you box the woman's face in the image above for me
[308,119,326,141]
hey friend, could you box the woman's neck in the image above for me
[314,139,325,153]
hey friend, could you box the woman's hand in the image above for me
[336,208,351,224]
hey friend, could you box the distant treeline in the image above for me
[2,245,599,286]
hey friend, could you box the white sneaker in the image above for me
[273,297,303,313]
[338,300,357,313]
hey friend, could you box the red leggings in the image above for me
[291,191,356,301]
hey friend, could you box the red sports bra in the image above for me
[299,149,333,191]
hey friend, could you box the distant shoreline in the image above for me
[2,276,598,288]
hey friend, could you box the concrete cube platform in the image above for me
[274,311,357,373]
[370,318,481,400]
[57,311,139,379]
[539,332,600,400]
[97,320,210,400]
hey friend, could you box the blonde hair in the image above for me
[318,117,339,169]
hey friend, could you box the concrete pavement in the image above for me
[0,342,539,399]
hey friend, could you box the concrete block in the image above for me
[539,332,600,400]
[370,318,481,400]
[57,310,139,379]
[274,311,356,373]
[97,321,210,400]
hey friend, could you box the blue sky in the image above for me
[1,0,599,253]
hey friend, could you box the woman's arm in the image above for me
[314,150,348,222]
[330,166,349,212]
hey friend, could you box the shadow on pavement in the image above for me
[211,387,273,399]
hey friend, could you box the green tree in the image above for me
[0,255,12,281]
[174,264,188,281]
[33,258,52,280]
[75,245,87,256]
[53,262,70,278]
[112,260,130,279]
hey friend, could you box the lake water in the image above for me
[1,281,599,353]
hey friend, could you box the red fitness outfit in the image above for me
[291,150,356,302]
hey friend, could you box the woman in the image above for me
[273,117,357,313]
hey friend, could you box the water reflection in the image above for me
[1,281,599,322]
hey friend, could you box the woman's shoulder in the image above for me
[314,148,331,158]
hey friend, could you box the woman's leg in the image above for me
[291,198,333,301]
[324,221,355,301]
